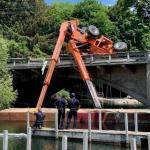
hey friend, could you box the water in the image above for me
[0,121,147,150]
[0,136,130,150]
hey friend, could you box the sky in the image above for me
[44,0,117,6]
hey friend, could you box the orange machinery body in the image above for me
[36,20,113,108]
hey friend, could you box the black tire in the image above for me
[87,25,100,37]
[114,42,127,51]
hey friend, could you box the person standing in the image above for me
[33,108,45,129]
[66,93,80,129]
[55,95,68,129]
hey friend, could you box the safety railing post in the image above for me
[127,52,130,61]
[13,60,16,66]
[26,127,31,150]
[88,112,92,142]
[62,136,67,150]
[27,59,30,65]
[55,111,58,139]
[125,112,129,142]
[99,111,102,130]
[130,138,137,150]
[58,57,60,64]
[148,134,150,150]
[27,111,30,129]
[108,55,111,62]
[90,55,94,63]
[83,132,88,150]
[3,130,8,150]
[134,112,138,133]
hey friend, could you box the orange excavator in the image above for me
[36,19,127,109]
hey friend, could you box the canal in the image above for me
[0,121,148,150]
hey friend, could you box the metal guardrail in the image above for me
[7,52,149,69]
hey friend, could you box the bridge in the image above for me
[7,51,150,107]
[7,52,149,69]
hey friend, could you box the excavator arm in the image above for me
[68,40,101,108]
[36,22,69,108]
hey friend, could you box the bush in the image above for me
[0,36,16,110]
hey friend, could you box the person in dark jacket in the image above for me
[66,93,80,129]
[55,96,68,129]
[33,108,45,129]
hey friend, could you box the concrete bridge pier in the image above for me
[146,63,150,107]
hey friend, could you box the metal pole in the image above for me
[13,60,16,66]
[62,136,67,150]
[88,112,92,142]
[134,112,138,133]
[127,52,130,61]
[3,130,8,150]
[83,132,88,150]
[28,59,30,65]
[27,111,30,129]
[130,138,137,150]
[26,127,31,150]
[55,111,58,139]
[108,55,111,62]
[125,112,129,142]
[91,55,94,63]
[148,134,150,150]
[58,57,60,64]
[99,111,102,130]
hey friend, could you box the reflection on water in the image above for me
[0,138,26,150]
[0,136,130,150]
[0,121,26,133]
[32,137,130,150]
[0,121,148,150]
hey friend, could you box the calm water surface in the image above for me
[0,121,147,150]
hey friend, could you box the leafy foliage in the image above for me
[44,2,74,52]
[1,0,149,55]
[72,0,118,39]
[56,89,70,100]
[109,0,150,51]
[0,0,51,57]
[0,36,16,109]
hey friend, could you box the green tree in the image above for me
[44,2,74,53]
[72,0,118,40]
[109,0,150,51]
[0,0,51,56]
[0,36,16,110]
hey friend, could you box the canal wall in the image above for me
[0,108,150,132]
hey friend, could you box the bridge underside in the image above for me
[12,63,150,108]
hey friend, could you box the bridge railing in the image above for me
[7,51,149,67]
[82,51,148,63]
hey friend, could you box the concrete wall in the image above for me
[146,64,150,106]
[60,63,150,106]
[96,64,149,106]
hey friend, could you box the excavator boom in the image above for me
[36,22,69,108]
